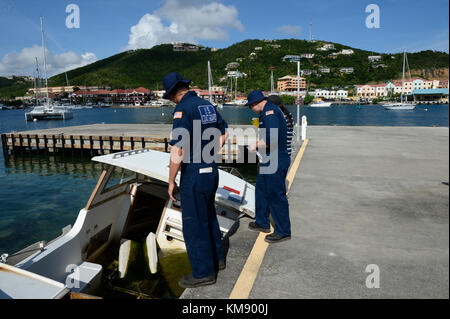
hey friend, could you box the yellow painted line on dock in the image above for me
[229,139,309,299]
[287,139,309,194]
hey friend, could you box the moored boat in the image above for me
[309,99,332,107]
[0,149,255,299]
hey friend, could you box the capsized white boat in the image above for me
[0,149,255,299]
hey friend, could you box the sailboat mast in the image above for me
[207,61,212,103]
[34,57,40,106]
[229,76,233,102]
[401,50,406,104]
[235,77,237,102]
[40,17,49,104]
[270,68,274,94]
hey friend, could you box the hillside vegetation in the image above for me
[1,39,448,99]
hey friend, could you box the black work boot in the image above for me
[218,259,226,271]
[264,233,291,243]
[248,221,270,233]
[178,274,216,288]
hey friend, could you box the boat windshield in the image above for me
[104,166,137,191]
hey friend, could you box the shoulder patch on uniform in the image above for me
[265,110,274,116]
[173,111,183,119]
[198,105,217,124]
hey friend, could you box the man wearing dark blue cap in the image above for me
[246,90,291,243]
[163,72,228,288]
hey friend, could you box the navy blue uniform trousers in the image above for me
[255,157,291,237]
[179,164,223,278]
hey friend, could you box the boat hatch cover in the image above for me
[0,263,68,299]
[92,149,255,218]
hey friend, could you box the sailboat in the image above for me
[382,50,416,110]
[207,61,223,109]
[25,17,73,121]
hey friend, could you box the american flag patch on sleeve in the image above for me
[173,111,183,119]
[265,110,274,116]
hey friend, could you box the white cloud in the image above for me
[0,45,97,77]
[277,25,302,37]
[124,0,244,50]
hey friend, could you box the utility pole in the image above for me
[269,66,275,94]
[297,60,301,142]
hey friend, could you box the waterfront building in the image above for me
[153,90,166,98]
[408,88,449,103]
[72,87,151,104]
[28,86,75,95]
[438,79,449,88]
[277,75,306,92]
[336,89,348,99]
[27,85,112,96]
[355,85,377,98]
[190,87,225,103]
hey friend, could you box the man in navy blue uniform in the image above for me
[247,90,291,243]
[163,72,228,288]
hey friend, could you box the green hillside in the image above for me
[2,39,449,99]
[0,76,34,100]
[49,39,449,91]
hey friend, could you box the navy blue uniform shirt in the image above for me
[258,100,290,161]
[170,91,228,164]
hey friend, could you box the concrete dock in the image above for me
[181,126,449,299]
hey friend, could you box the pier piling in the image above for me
[1,124,256,162]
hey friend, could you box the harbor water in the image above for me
[0,104,448,254]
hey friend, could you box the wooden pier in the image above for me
[1,124,257,162]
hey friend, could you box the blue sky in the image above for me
[0,0,448,76]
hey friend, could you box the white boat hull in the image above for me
[383,103,416,110]
[25,106,73,121]
[0,149,255,299]
[309,102,332,107]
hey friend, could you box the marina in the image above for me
[0,0,448,304]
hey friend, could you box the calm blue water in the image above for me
[0,104,448,254]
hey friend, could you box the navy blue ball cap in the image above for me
[162,72,191,99]
[245,90,266,106]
